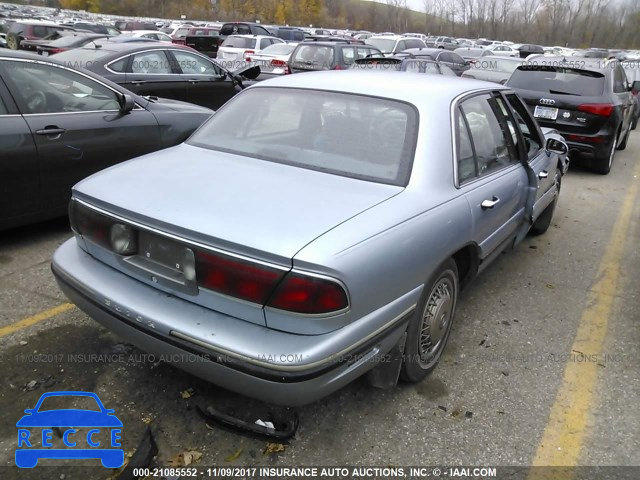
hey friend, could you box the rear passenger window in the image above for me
[459,94,518,178]
[342,47,355,65]
[130,51,171,74]
[108,58,126,73]
[0,97,7,115]
[456,112,476,182]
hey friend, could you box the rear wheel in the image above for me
[592,135,616,175]
[400,259,458,383]
[617,120,632,151]
[6,34,19,50]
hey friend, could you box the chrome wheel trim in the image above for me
[418,275,455,369]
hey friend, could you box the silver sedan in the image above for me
[52,71,569,406]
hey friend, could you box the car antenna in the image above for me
[90,40,102,48]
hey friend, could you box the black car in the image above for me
[507,57,637,174]
[36,33,111,56]
[215,22,272,52]
[268,26,306,42]
[351,55,457,76]
[54,42,260,110]
[289,42,381,72]
[0,49,213,230]
[401,47,470,76]
[517,44,544,58]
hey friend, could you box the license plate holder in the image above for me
[534,105,558,120]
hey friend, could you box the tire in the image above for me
[530,168,562,236]
[6,34,19,50]
[400,258,459,383]
[592,136,616,175]
[617,120,631,151]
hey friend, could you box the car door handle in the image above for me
[481,197,500,209]
[538,170,549,179]
[188,79,201,84]
[35,127,66,136]
[131,80,147,86]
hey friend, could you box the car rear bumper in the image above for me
[52,239,412,406]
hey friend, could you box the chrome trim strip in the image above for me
[170,304,415,372]
[74,197,289,271]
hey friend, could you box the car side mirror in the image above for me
[24,409,33,414]
[631,80,640,94]
[545,137,568,156]
[118,93,135,113]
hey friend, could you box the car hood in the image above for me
[73,144,402,262]
[17,410,123,427]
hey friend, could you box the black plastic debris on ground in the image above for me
[196,404,299,441]
[118,426,158,480]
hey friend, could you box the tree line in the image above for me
[51,0,640,48]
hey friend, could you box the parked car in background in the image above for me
[403,33,428,42]
[37,32,111,56]
[0,49,213,231]
[507,57,636,174]
[117,30,173,42]
[365,35,426,56]
[289,41,381,72]
[454,47,494,63]
[246,42,297,77]
[6,21,75,50]
[171,27,221,57]
[517,44,544,58]
[51,71,568,406]
[486,44,519,57]
[352,56,457,76]
[433,36,460,50]
[217,35,284,64]
[401,48,470,76]
[114,21,157,31]
[621,60,640,129]
[268,26,306,42]
[55,42,260,110]
[63,22,119,35]
[462,56,523,84]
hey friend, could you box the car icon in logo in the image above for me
[16,391,124,468]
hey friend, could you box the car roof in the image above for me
[254,70,505,104]
[74,41,187,53]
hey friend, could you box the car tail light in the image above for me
[271,59,286,67]
[244,50,254,60]
[48,48,66,55]
[195,250,286,305]
[577,103,614,117]
[332,64,344,70]
[266,272,348,314]
[566,134,607,143]
[69,200,136,253]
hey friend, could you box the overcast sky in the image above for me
[366,0,426,12]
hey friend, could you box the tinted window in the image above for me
[366,38,396,53]
[130,51,171,74]
[221,36,255,48]
[254,26,271,35]
[439,52,453,63]
[220,24,250,35]
[508,66,605,96]
[4,60,119,114]
[292,45,334,68]
[457,110,476,183]
[459,94,517,177]
[173,50,219,75]
[108,57,126,73]
[187,88,418,186]
[450,52,464,64]
[174,28,189,38]
[0,96,7,115]
[613,66,627,93]
[342,46,356,65]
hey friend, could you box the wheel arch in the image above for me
[451,243,479,291]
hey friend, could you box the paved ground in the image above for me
[0,135,639,479]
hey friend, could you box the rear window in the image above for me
[352,58,402,71]
[508,66,605,96]
[221,36,255,48]
[174,28,189,38]
[366,38,396,53]
[291,45,334,67]
[49,35,91,47]
[187,88,418,186]
[220,24,251,35]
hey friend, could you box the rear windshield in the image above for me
[187,88,418,186]
[220,24,251,35]
[508,66,605,96]
[352,58,402,71]
[174,28,189,38]
[291,45,334,66]
[49,35,92,47]
[221,36,255,48]
[192,29,218,36]
[366,38,396,53]
[260,43,296,55]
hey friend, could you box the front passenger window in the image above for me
[172,51,219,75]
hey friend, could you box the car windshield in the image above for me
[187,88,418,186]
[508,66,605,96]
[367,38,396,53]
[261,43,296,55]
[222,36,255,48]
[37,395,101,412]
